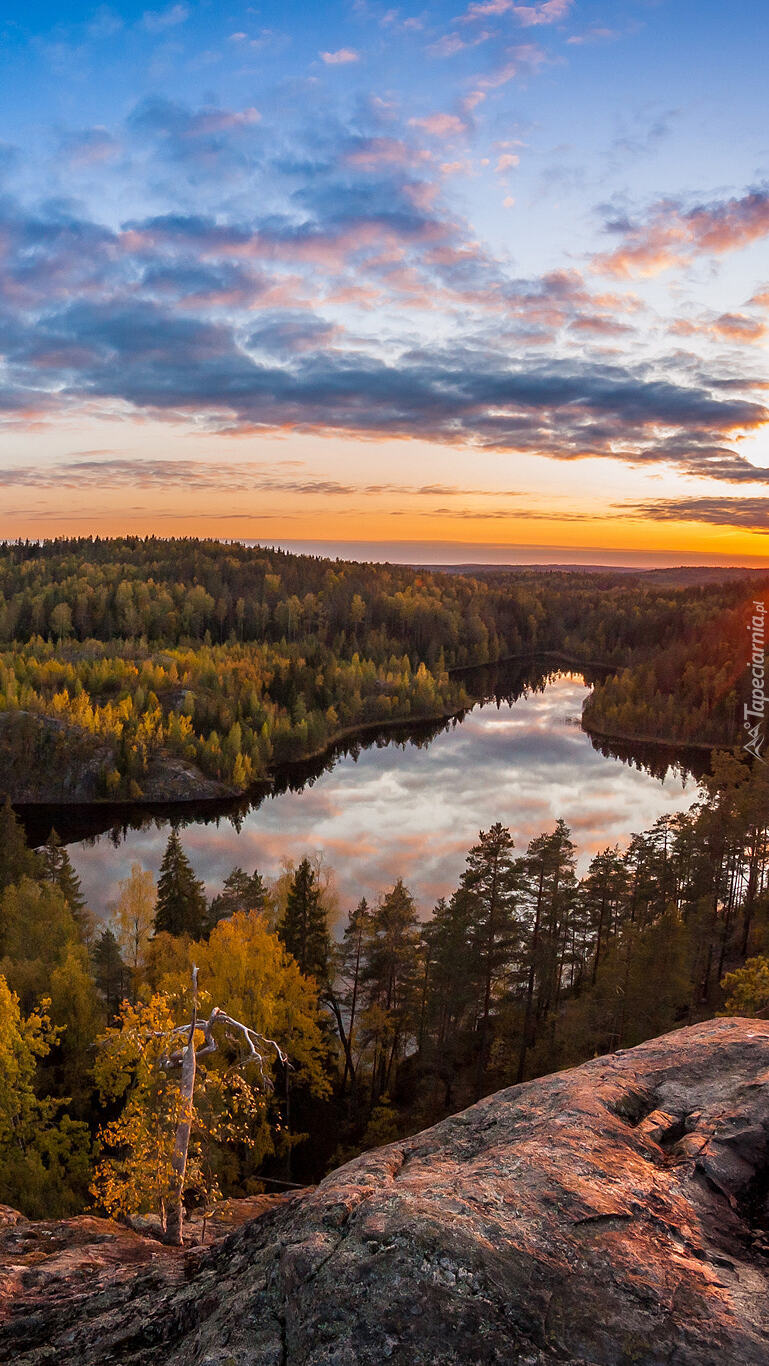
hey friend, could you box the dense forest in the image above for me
[2,744,769,1234]
[0,538,765,798]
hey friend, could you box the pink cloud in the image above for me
[461,0,572,22]
[595,188,769,278]
[320,48,360,64]
[408,112,467,138]
[512,0,573,25]
[344,137,432,170]
[477,43,547,89]
[670,311,767,344]
[427,33,469,57]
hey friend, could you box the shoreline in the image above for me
[5,651,724,812]
[581,719,724,756]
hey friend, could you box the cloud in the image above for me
[670,312,767,344]
[124,97,262,184]
[511,0,574,25]
[3,284,764,474]
[247,311,340,355]
[408,113,467,138]
[343,137,432,170]
[0,457,513,499]
[566,27,618,45]
[58,127,120,167]
[476,43,548,89]
[621,497,769,532]
[0,79,766,495]
[427,30,491,58]
[129,97,261,141]
[320,48,360,64]
[460,0,573,23]
[427,33,470,57]
[141,3,189,33]
[595,186,769,277]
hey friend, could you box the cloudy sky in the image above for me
[1,0,768,562]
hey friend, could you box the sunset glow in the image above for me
[1,0,768,561]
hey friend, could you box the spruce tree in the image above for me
[40,830,87,922]
[153,830,207,938]
[277,858,330,982]
[0,798,40,892]
[93,927,128,1020]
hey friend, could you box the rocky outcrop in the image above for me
[0,711,236,803]
[3,1017,769,1364]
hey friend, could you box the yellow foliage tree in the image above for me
[0,975,91,1218]
[92,914,329,1240]
[720,956,769,1017]
[111,862,157,986]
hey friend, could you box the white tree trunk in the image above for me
[166,967,198,1246]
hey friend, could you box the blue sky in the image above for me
[1,0,769,561]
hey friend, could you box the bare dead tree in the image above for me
[160,965,288,1246]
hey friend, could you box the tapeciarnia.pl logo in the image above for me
[744,600,766,762]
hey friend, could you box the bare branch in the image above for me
[156,1004,289,1085]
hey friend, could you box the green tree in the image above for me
[721,956,769,1017]
[0,797,40,894]
[154,830,207,938]
[459,823,519,1096]
[40,830,87,925]
[362,880,420,1103]
[47,944,103,1112]
[0,877,80,1011]
[0,974,92,1218]
[515,820,577,1083]
[277,857,331,984]
[207,866,267,928]
[330,898,372,1095]
[92,927,128,1019]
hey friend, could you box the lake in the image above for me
[19,664,702,923]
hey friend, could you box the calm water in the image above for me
[42,667,700,923]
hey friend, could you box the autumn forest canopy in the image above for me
[0,537,764,799]
[2,537,769,1236]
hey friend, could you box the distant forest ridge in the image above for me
[424,563,769,585]
[0,537,765,802]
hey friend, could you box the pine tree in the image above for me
[459,823,518,1097]
[153,830,207,938]
[362,879,420,1101]
[515,819,577,1082]
[580,847,629,986]
[330,898,371,1094]
[207,866,267,928]
[277,857,330,983]
[420,888,479,1105]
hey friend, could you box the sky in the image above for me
[1,0,769,563]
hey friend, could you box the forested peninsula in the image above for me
[0,538,763,803]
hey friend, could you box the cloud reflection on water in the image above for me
[70,675,696,921]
